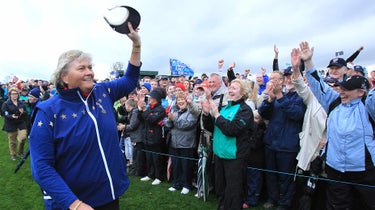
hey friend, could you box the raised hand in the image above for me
[261,67,267,75]
[126,22,140,44]
[209,99,220,118]
[168,112,175,121]
[218,59,224,69]
[291,48,301,77]
[274,44,279,55]
[299,41,314,71]
[264,81,275,102]
[228,62,236,70]
[201,98,211,115]
[298,41,314,62]
[290,48,300,69]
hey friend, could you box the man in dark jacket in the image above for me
[258,70,306,210]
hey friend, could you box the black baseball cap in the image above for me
[340,75,370,91]
[327,58,347,68]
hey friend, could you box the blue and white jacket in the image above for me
[306,68,375,172]
[29,62,140,209]
[366,88,375,123]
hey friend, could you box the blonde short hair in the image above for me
[51,50,92,89]
[175,91,187,100]
[230,79,250,100]
[8,87,19,95]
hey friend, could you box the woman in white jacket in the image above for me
[290,49,327,210]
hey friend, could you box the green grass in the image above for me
[0,116,268,209]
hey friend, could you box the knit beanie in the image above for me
[142,83,151,92]
[29,87,41,99]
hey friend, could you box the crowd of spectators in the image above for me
[2,43,375,210]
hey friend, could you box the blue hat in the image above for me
[353,65,365,75]
[283,66,293,75]
[29,87,41,99]
[142,83,151,92]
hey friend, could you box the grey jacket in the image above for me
[165,106,198,148]
[125,107,144,143]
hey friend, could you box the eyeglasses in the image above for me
[10,93,19,95]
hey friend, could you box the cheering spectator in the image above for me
[29,22,140,210]
[165,92,198,195]
[258,68,306,209]
[301,41,375,209]
[138,88,167,185]
[202,79,254,210]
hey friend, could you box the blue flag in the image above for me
[169,58,194,77]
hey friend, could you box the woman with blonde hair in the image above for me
[201,79,254,210]
[29,22,141,210]
[245,80,259,110]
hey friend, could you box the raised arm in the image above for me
[126,22,141,67]
[273,44,279,71]
[299,41,338,111]
[346,46,364,63]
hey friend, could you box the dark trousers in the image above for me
[169,147,195,189]
[215,156,246,210]
[244,168,263,206]
[133,142,146,177]
[325,165,375,210]
[144,144,162,180]
[264,148,297,208]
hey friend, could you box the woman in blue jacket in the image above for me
[299,41,375,210]
[29,22,141,210]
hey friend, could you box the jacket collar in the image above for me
[57,85,95,102]
[227,98,244,106]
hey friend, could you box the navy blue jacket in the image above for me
[258,91,306,152]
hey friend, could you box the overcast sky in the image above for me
[1,0,374,83]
